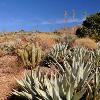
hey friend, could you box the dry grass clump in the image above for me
[35,33,59,51]
[73,38,98,49]
[37,38,56,50]
[61,33,77,44]
[36,32,59,40]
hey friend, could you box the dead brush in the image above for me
[73,38,98,49]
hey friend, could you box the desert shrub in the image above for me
[76,12,100,41]
[62,34,77,45]
[19,29,26,33]
[53,30,62,35]
[3,45,15,54]
[55,34,77,44]
[0,42,15,55]
[73,38,98,49]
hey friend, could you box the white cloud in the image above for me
[67,18,85,23]
[40,18,85,25]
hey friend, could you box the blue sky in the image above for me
[0,0,99,32]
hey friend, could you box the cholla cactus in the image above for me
[17,43,42,68]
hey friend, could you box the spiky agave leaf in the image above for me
[13,90,32,100]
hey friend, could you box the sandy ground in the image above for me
[0,55,25,100]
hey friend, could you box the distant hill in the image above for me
[56,25,81,34]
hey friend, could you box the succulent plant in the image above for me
[50,43,71,64]
[49,47,96,100]
[49,43,100,100]
[13,42,100,100]
[13,70,62,100]
[17,43,42,69]
[13,44,100,100]
[94,67,100,99]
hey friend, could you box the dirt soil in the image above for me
[0,55,25,100]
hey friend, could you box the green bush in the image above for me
[76,12,100,41]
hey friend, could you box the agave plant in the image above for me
[49,47,96,100]
[49,44,100,100]
[13,70,62,100]
[86,48,100,99]
[41,43,71,68]
[49,43,95,70]
[49,43,71,65]
[93,67,100,99]
[50,43,70,59]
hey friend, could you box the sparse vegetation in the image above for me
[13,44,100,100]
[0,12,100,100]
